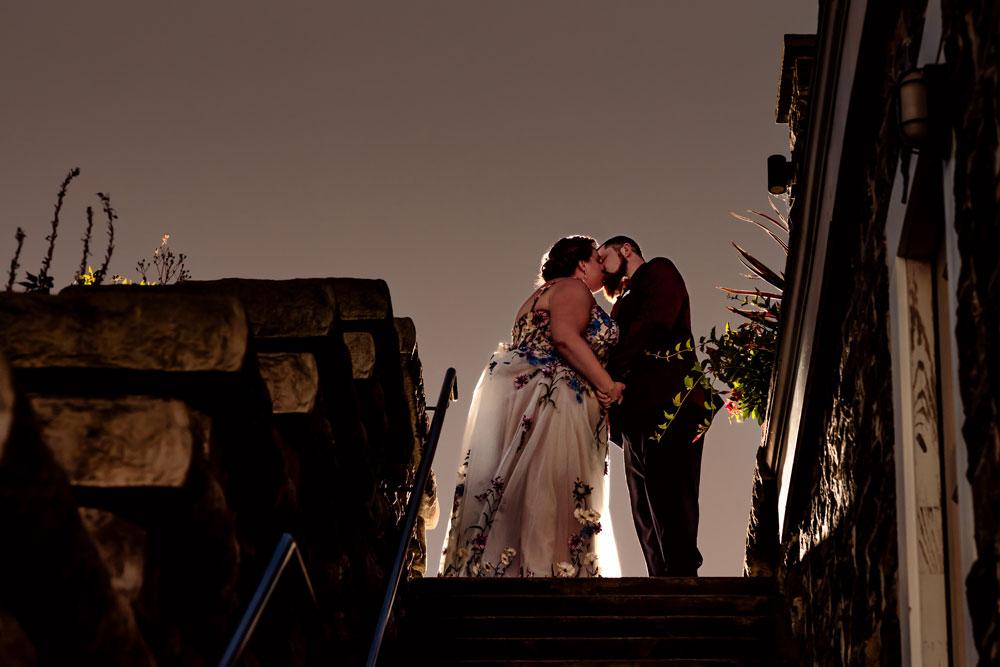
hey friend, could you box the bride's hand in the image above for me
[597,381,625,408]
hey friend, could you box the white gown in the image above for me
[439,286,620,577]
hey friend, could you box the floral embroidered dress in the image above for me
[439,283,620,578]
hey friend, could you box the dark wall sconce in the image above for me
[896,64,946,150]
[895,64,946,203]
[898,68,931,146]
[767,154,792,195]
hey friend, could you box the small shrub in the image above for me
[652,196,789,443]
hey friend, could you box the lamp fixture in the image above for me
[898,68,931,146]
[767,155,792,195]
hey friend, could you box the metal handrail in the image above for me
[218,533,319,667]
[365,368,458,667]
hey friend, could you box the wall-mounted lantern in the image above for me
[767,154,792,195]
[896,65,945,203]
[898,68,931,146]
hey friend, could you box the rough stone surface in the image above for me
[395,318,428,462]
[0,356,13,462]
[744,441,778,577]
[332,278,391,321]
[0,609,37,667]
[78,508,146,604]
[140,456,241,665]
[942,2,1000,661]
[771,2,927,664]
[763,2,1000,664]
[395,317,417,356]
[421,470,440,532]
[258,352,319,413]
[0,291,247,372]
[394,317,437,579]
[30,396,195,487]
[160,278,339,338]
[157,277,391,335]
[0,393,154,665]
[344,332,376,379]
[777,34,816,202]
[0,277,427,663]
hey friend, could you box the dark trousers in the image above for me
[622,425,704,577]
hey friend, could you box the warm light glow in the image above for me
[597,472,622,577]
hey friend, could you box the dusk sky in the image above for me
[2,2,817,575]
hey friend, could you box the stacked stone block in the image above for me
[0,279,434,665]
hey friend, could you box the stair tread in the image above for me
[414,594,776,602]
[413,592,777,600]
[411,594,774,615]
[424,636,771,642]
[426,661,791,665]
[415,576,775,594]
[420,635,777,660]
[406,613,772,638]
[415,613,771,621]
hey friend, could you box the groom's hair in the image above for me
[600,236,643,258]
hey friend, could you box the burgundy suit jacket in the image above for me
[608,257,717,441]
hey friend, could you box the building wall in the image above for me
[942,2,1000,661]
[777,1,928,664]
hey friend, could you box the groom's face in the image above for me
[599,246,622,273]
[598,245,628,300]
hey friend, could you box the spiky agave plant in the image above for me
[650,196,789,443]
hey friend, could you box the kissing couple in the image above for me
[439,235,720,579]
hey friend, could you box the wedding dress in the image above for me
[439,283,620,577]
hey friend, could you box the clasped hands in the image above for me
[597,381,625,409]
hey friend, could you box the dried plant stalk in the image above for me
[76,205,95,282]
[6,227,26,292]
[93,192,117,285]
[37,167,81,291]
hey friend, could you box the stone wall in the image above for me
[942,2,1000,661]
[0,279,434,665]
[769,2,928,664]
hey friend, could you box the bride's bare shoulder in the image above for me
[545,278,593,309]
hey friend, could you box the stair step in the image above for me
[415,576,775,596]
[391,577,795,665]
[412,594,775,616]
[419,636,774,661]
[423,660,796,667]
[406,614,771,638]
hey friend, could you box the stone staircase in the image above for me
[390,577,798,666]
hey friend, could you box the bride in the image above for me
[440,236,624,578]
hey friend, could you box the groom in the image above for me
[598,236,718,577]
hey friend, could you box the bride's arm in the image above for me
[548,281,623,400]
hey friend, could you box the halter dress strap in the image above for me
[530,282,554,312]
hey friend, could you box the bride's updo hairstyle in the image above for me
[538,235,597,285]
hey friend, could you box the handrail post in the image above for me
[365,368,458,667]
[218,533,318,667]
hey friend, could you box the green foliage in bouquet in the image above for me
[650,196,789,443]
